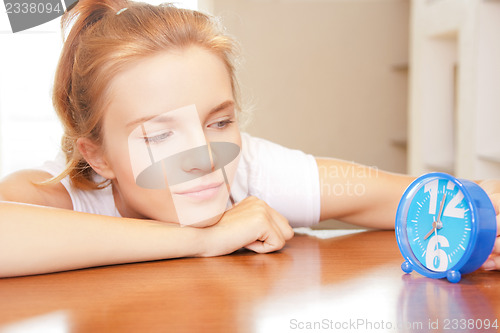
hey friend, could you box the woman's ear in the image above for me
[76,137,116,180]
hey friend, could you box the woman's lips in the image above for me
[172,182,224,200]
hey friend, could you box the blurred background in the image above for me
[1,0,499,228]
[206,0,409,175]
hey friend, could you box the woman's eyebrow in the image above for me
[127,113,176,129]
[207,100,235,116]
[127,100,235,128]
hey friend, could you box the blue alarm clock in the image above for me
[395,172,497,283]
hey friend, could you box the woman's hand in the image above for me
[201,196,294,257]
[479,180,500,270]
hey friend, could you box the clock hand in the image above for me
[424,192,447,241]
[436,193,447,227]
[424,217,445,241]
[424,193,447,240]
[424,221,438,240]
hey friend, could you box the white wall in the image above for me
[0,14,63,178]
[206,0,410,174]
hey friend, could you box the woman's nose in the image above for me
[157,144,215,187]
[180,144,214,173]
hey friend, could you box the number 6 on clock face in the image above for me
[395,173,496,283]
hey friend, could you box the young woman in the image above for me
[1,0,499,277]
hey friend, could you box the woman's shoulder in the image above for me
[0,168,73,209]
[35,154,119,217]
[239,132,289,160]
[239,132,315,166]
[235,132,318,189]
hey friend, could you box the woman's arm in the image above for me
[0,171,293,278]
[0,202,204,277]
[316,158,414,229]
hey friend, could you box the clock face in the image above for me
[405,177,472,272]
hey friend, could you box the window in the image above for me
[0,0,198,178]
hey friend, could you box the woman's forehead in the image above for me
[104,47,234,126]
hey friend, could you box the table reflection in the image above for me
[397,274,496,333]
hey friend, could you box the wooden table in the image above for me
[1,229,499,332]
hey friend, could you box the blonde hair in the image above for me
[50,0,241,190]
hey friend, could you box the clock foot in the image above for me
[446,270,461,283]
[401,261,413,274]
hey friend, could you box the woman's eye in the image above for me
[143,131,173,144]
[209,119,234,129]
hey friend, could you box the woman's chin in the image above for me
[184,213,224,228]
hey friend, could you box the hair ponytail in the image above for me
[51,0,126,189]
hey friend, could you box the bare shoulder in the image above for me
[0,169,73,210]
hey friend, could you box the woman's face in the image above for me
[99,46,241,227]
